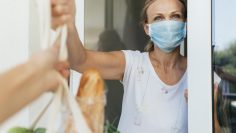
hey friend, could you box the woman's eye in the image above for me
[171,14,181,20]
[154,16,164,21]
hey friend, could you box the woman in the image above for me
[52,0,187,132]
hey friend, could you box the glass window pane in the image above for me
[213,0,236,132]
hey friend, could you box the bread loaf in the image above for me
[77,69,105,133]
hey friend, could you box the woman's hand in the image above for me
[51,0,76,30]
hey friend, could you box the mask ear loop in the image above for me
[183,22,187,38]
[146,24,151,36]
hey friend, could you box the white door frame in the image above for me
[188,0,213,132]
[73,0,214,132]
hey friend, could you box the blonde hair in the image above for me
[140,0,187,52]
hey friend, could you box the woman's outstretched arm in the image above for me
[52,0,126,80]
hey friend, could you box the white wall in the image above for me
[0,0,29,132]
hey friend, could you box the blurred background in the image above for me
[213,0,236,75]
[213,0,236,132]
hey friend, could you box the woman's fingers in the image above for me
[52,4,69,16]
[51,15,70,29]
[51,0,76,29]
[51,0,67,6]
[51,0,71,29]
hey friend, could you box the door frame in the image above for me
[188,0,213,132]
[72,0,214,132]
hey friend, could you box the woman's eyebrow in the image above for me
[149,13,163,19]
[153,13,164,16]
[170,11,182,14]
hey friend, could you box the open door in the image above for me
[187,0,213,132]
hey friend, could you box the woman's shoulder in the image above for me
[121,50,148,69]
[121,50,147,58]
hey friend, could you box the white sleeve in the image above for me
[121,50,141,88]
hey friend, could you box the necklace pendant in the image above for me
[161,88,168,94]
[164,90,168,94]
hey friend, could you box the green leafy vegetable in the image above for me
[8,127,33,133]
[8,127,46,133]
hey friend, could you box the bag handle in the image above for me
[30,74,92,133]
[36,0,68,60]
[44,73,92,133]
[33,0,92,132]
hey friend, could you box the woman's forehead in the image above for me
[147,0,184,15]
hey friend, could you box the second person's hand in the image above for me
[29,46,69,92]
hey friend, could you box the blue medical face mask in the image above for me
[148,20,186,53]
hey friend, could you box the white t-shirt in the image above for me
[118,50,188,133]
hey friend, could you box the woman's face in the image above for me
[146,0,185,24]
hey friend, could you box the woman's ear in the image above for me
[143,24,150,36]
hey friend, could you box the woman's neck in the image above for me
[149,47,184,71]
